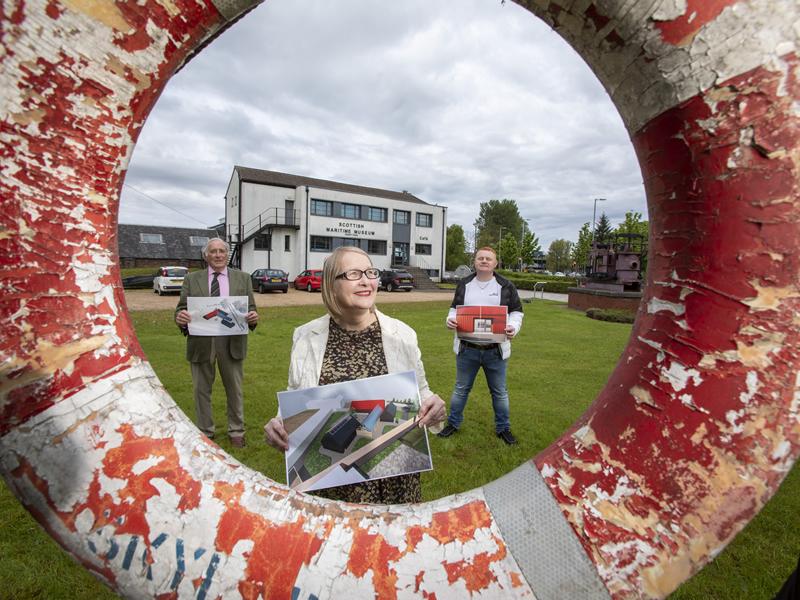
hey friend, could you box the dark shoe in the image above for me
[496,429,517,445]
[437,424,458,438]
[230,435,246,448]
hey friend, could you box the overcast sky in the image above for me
[119,0,647,250]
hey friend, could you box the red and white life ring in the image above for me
[1,1,798,598]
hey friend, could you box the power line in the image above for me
[122,183,215,228]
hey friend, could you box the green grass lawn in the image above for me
[1,300,797,598]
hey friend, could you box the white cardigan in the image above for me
[287,310,434,403]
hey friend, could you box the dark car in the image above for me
[122,274,156,289]
[251,268,288,293]
[294,269,323,292]
[380,270,415,292]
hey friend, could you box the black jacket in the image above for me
[450,272,523,313]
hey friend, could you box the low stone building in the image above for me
[118,224,221,268]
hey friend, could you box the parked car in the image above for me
[294,269,323,292]
[153,266,188,295]
[251,268,288,293]
[122,274,156,289]
[379,269,415,292]
[554,271,565,277]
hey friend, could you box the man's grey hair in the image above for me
[201,237,230,259]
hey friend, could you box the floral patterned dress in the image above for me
[313,318,422,504]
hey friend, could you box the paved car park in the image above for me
[123,287,452,311]
[123,286,567,311]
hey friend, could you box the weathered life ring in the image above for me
[1,0,798,598]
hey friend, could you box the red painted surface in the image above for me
[343,500,502,597]
[0,0,223,433]
[347,529,403,598]
[536,54,800,596]
[654,0,735,46]
[3,0,798,598]
[442,536,506,592]
[214,482,327,600]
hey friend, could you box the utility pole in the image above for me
[591,198,606,275]
[591,198,606,247]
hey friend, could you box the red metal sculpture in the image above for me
[1,1,797,598]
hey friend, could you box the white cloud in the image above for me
[119,0,646,249]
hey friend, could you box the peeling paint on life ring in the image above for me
[1,0,798,598]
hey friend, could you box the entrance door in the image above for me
[285,200,294,226]
[392,242,409,266]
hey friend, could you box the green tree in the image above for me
[520,230,540,267]
[571,222,592,272]
[594,213,613,245]
[497,232,520,269]
[615,211,648,239]
[474,199,524,249]
[445,224,470,270]
[546,239,573,273]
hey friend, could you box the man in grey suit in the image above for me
[175,238,259,447]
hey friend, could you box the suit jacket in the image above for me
[175,268,257,362]
[287,310,433,402]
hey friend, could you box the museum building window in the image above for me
[310,236,333,251]
[393,210,410,225]
[341,203,360,219]
[365,206,387,222]
[311,199,333,217]
[367,240,387,255]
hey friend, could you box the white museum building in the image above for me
[223,167,447,281]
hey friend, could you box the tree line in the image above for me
[445,198,647,273]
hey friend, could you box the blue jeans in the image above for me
[448,344,510,433]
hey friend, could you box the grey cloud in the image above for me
[122,0,647,251]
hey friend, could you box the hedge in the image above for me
[499,273,577,294]
[585,308,637,324]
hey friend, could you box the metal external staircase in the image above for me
[228,208,299,268]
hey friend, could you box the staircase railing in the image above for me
[238,208,299,244]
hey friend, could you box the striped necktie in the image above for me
[210,272,220,297]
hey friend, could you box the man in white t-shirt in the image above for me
[438,247,524,445]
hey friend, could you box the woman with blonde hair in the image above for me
[264,246,445,503]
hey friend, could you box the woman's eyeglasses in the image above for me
[335,268,381,281]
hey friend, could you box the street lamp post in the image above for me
[591,198,606,247]
[498,226,504,267]
[520,219,530,270]
[590,198,606,275]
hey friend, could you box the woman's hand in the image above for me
[418,394,446,428]
[264,417,288,451]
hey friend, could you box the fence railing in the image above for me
[228,208,299,243]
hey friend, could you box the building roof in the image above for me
[234,166,432,206]
[118,224,219,260]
